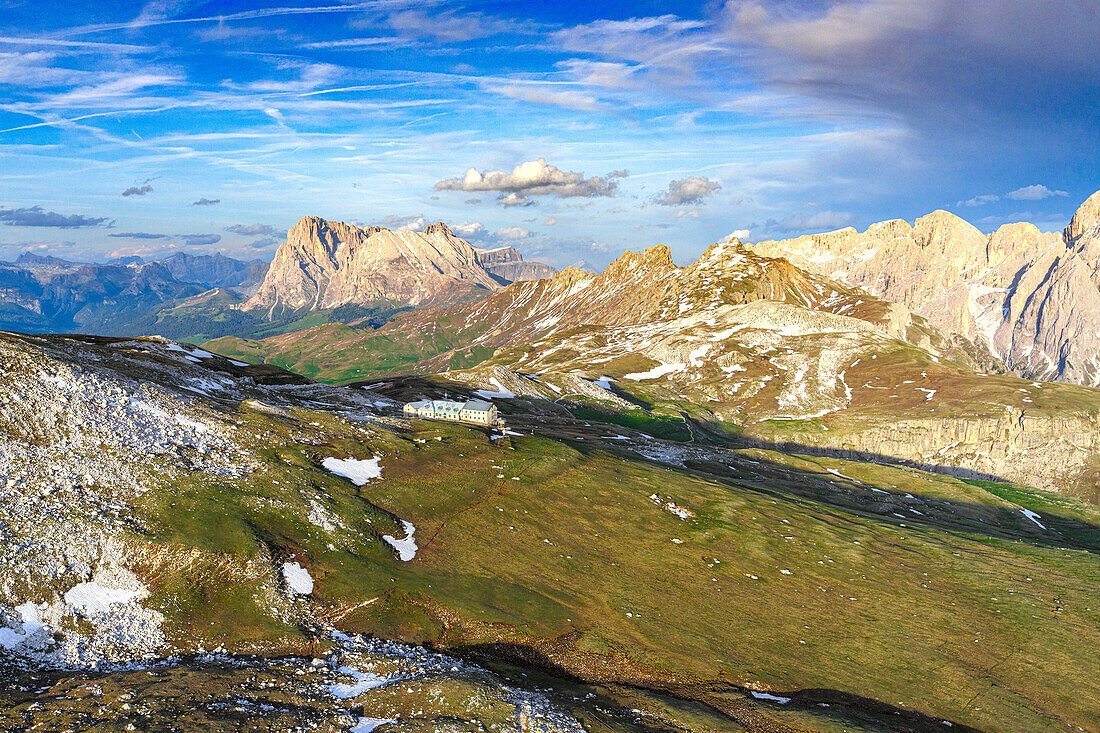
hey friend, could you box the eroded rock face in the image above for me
[751,191,1100,385]
[245,218,503,317]
[475,246,558,284]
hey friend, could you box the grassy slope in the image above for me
[126,395,1100,732]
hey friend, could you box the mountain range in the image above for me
[0,220,556,340]
[752,191,1100,385]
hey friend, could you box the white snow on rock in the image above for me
[351,717,396,732]
[1020,508,1046,529]
[330,665,390,699]
[64,582,141,614]
[282,562,314,595]
[750,691,792,704]
[625,362,685,381]
[323,456,383,486]
[382,520,418,561]
[0,603,45,649]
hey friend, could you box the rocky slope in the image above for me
[751,190,1100,386]
[245,219,507,318]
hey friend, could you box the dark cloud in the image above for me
[182,233,221,246]
[225,223,275,236]
[108,232,169,239]
[247,236,280,249]
[435,159,620,206]
[0,206,110,228]
[191,198,220,206]
[121,184,153,197]
[655,177,722,206]
[723,1,1100,135]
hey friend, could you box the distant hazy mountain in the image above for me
[0,250,267,336]
[751,190,1100,386]
[473,245,556,284]
[159,252,270,291]
[244,218,554,319]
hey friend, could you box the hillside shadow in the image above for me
[674,449,1100,557]
[450,641,983,733]
[494,406,1100,557]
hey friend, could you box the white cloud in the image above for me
[542,216,557,226]
[656,176,721,206]
[673,208,701,218]
[380,213,426,230]
[495,226,531,241]
[435,159,622,205]
[1006,184,1069,201]
[451,221,485,237]
[959,194,1000,207]
[486,84,606,113]
[728,229,751,241]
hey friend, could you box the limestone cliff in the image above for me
[751,191,1100,385]
[474,246,557,284]
[244,218,502,318]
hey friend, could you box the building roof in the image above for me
[463,399,494,411]
[405,399,432,409]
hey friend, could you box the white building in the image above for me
[403,399,498,426]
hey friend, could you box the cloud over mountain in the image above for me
[1006,185,1069,201]
[435,159,623,206]
[225,223,275,236]
[121,183,153,197]
[182,233,221,246]
[656,177,721,206]
[0,206,110,228]
[108,232,168,239]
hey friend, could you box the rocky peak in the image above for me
[912,210,985,251]
[605,245,674,272]
[865,219,913,239]
[424,222,456,238]
[244,216,501,317]
[1065,190,1100,243]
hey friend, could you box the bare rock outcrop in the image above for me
[245,218,502,318]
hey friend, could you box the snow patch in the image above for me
[750,691,792,704]
[331,666,390,699]
[383,521,418,561]
[281,562,314,595]
[1020,509,1046,530]
[625,362,685,381]
[64,582,141,614]
[323,456,383,486]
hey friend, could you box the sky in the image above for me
[0,0,1098,269]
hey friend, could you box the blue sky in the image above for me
[0,0,1097,268]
